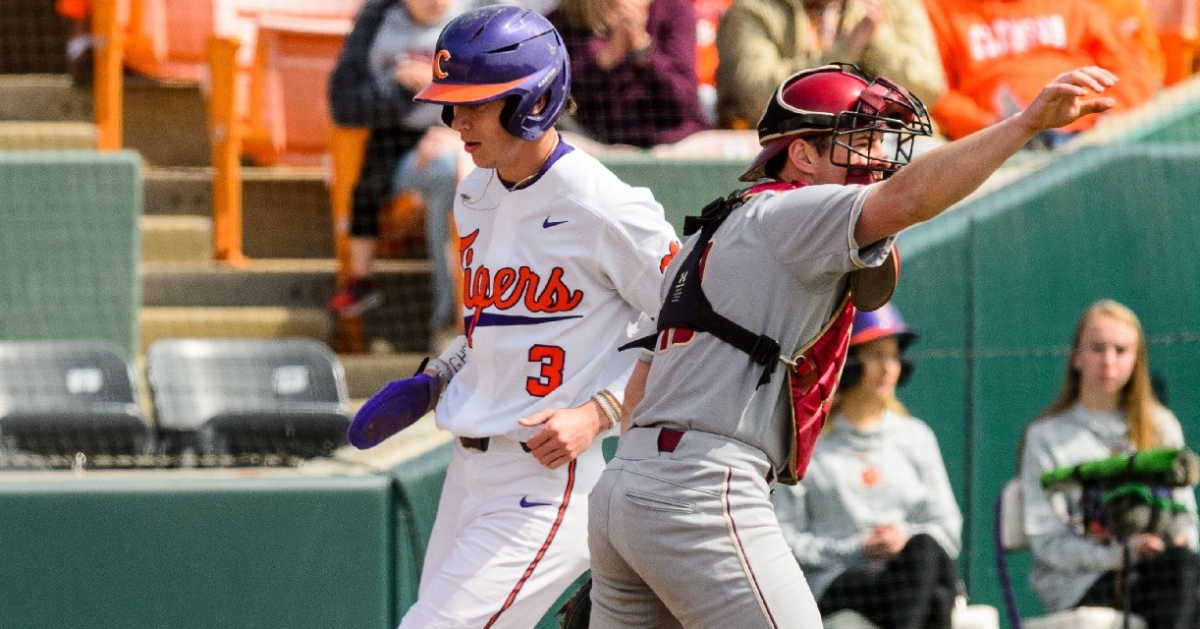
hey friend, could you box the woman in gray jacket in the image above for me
[1020,300,1200,629]
[773,302,963,629]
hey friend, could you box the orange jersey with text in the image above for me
[926,0,1148,139]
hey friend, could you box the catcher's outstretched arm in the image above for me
[857,67,1118,246]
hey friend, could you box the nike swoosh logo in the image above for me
[520,496,554,508]
[543,217,568,228]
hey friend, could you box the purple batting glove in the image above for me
[347,372,439,449]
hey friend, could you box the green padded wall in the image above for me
[0,150,141,356]
[896,143,1200,624]
[1111,78,1200,145]
[391,441,452,618]
[601,156,747,233]
[387,441,592,629]
[0,473,394,629]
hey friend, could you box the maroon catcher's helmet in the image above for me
[740,64,931,183]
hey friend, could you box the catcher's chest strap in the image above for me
[624,181,806,386]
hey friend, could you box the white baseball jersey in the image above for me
[434,143,679,439]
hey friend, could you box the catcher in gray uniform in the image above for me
[585,64,1121,629]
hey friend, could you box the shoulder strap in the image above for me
[622,187,785,387]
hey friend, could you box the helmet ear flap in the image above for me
[499,95,520,136]
[897,355,915,387]
[839,352,916,389]
[839,354,863,389]
[441,105,454,127]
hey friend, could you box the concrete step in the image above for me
[141,215,213,263]
[141,259,434,352]
[122,79,210,167]
[0,75,208,165]
[144,166,335,258]
[138,306,332,354]
[339,353,427,399]
[0,75,93,121]
[0,121,96,149]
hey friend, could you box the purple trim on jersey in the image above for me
[498,137,575,191]
[464,312,584,329]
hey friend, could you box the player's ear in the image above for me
[787,138,820,177]
[530,94,548,116]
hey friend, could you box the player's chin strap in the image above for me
[621,181,804,387]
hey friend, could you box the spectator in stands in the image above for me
[1146,0,1198,84]
[328,0,478,348]
[694,0,734,125]
[548,0,710,148]
[1019,300,1200,629]
[1090,0,1166,97]
[925,0,1159,144]
[56,0,93,86]
[714,0,945,129]
[773,303,963,629]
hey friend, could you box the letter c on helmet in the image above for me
[433,50,451,79]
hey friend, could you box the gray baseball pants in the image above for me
[588,426,823,628]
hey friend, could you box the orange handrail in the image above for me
[329,126,371,353]
[92,0,126,151]
[206,35,246,265]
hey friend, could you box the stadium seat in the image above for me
[123,0,363,83]
[996,479,1147,629]
[124,0,218,82]
[0,340,150,458]
[241,14,352,166]
[145,338,351,459]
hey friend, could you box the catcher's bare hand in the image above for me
[519,402,607,469]
[1014,67,1117,134]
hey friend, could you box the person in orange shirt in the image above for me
[1090,0,1165,105]
[694,0,734,124]
[926,0,1153,142]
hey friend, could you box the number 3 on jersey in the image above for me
[526,345,565,397]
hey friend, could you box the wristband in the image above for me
[592,390,622,429]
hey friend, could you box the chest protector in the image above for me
[629,180,899,484]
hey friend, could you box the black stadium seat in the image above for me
[145,338,351,459]
[0,340,151,458]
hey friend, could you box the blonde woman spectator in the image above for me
[1020,300,1200,629]
[714,0,945,128]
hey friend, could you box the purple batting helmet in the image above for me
[850,302,918,349]
[841,302,919,388]
[414,5,569,141]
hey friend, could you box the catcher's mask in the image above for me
[740,64,932,184]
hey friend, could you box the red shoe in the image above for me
[330,277,382,318]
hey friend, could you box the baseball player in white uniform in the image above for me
[347,6,679,629]
[586,65,1121,628]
